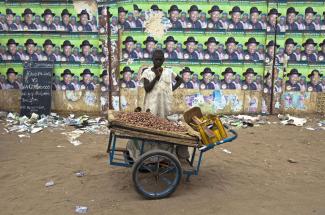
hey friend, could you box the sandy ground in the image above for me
[0,116,325,215]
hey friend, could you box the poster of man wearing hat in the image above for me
[41,9,56,30]
[249,7,264,30]
[23,39,39,61]
[163,36,178,60]
[179,67,194,89]
[264,40,280,65]
[285,7,299,31]
[40,39,56,61]
[306,70,323,92]
[118,7,131,29]
[186,5,202,29]
[183,37,199,60]
[60,40,75,62]
[242,68,258,90]
[266,8,281,32]
[285,69,302,91]
[60,9,73,31]
[168,5,182,29]
[99,69,118,92]
[284,38,298,62]
[200,68,215,90]
[300,39,318,62]
[221,67,237,90]
[120,66,136,88]
[318,39,325,61]
[79,69,96,90]
[60,69,76,91]
[21,8,37,30]
[244,38,261,61]
[304,7,317,31]
[79,40,95,63]
[122,36,138,59]
[142,36,158,59]
[206,6,223,29]
[3,68,21,90]
[223,37,240,60]
[228,6,245,30]
[5,9,18,30]
[76,9,93,32]
[203,37,220,60]
[5,39,21,60]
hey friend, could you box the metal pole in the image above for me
[269,1,278,115]
[106,6,113,110]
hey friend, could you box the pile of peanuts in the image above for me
[115,112,187,132]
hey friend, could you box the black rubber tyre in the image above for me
[132,149,182,200]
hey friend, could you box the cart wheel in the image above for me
[132,149,182,200]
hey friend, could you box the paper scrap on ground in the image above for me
[45,180,54,187]
[278,114,307,126]
[75,206,88,214]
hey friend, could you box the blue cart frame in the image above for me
[107,128,238,181]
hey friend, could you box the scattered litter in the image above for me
[222,148,232,154]
[56,145,65,148]
[287,159,298,164]
[18,134,30,138]
[75,171,86,177]
[45,180,55,187]
[278,114,307,126]
[220,115,268,129]
[305,127,316,131]
[31,127,43,134]
[75,206,88,214]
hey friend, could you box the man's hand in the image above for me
[153,67,163,78]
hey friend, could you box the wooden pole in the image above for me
[106,6,113,110]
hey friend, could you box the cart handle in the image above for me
[199,129,238,152]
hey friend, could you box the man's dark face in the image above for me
[152,53,165,68]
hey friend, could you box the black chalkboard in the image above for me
[20,62,54,117]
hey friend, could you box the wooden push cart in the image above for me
[106,108,238,199]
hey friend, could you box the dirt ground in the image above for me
[0,116,325,215]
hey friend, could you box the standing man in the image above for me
[228,6,244,30]
[143,36,158,59]
[286,7,299,31]
[120,66,136,88]
[175,42,184,59]
[304,7,317,31]
[41,39,56,61]
[60,69,76,90]
[198,12,207,28]
[186,5,202,29]
[266,8,281,33]
[21,8,37,30]
[134,43,143,59]
[306,70,323,92]
[242,68,258,90]
[79,40,95,63]
[207,5,223,29]
[80,69,96,90]
[183,37,199,60]
[200,68,215,90]
[285,69,301,91]
[125,13,136,28]
[249,7,263,30]
[60,40,75,62]
[221,67,236,90]
[135,12,145,28]
[5,39,21,60]
[163,36,178,60]
[122,36,138,59]
[244,38,260,61]
[42,9,56,30]
[300,38,318,62]
[6,9,17,30]
[203,37,219,60]
[3,68,20,89]
[179,67,194,89]
[24,39,39,61]
[284,38,298,61]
